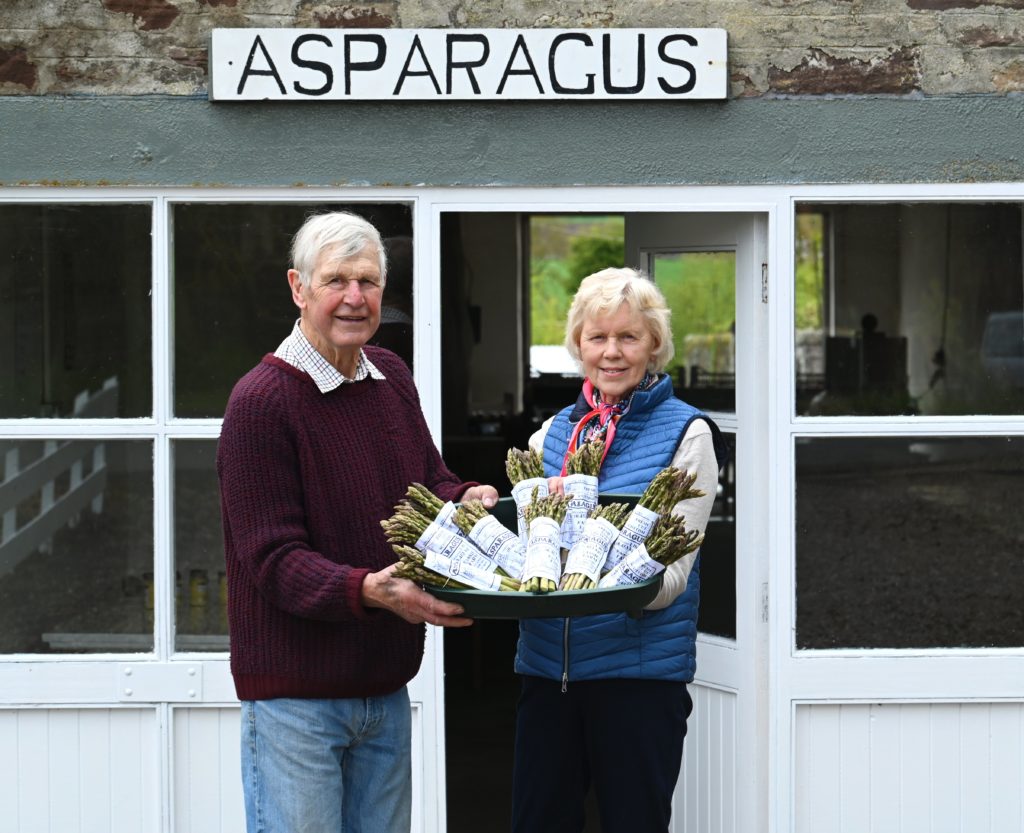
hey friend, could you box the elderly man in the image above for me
[217,211,497,833]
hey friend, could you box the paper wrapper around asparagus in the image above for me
[600,513,704,587]
[383,485,520,591]
[393,545,520,592]
[604,467,704,571]
[560,440,604,549]
[416,496,665,618]
[560,501,630,591]
[519,491,572,593]
[506,447,548,545]
[453,499,525,579]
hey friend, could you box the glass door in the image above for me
[626,212,769,833]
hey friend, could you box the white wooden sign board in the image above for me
[209,28,728,101]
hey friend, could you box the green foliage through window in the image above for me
[529,215,625,346]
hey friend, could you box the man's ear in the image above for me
[287,269,306,310]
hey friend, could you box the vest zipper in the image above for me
[561,616,570,692]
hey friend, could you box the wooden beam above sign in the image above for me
[209,28,728,102]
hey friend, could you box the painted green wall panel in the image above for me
[1,95,1022,187]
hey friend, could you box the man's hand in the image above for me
[361,564,473,627]
[461,484,499,507]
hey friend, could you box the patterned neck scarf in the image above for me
[560,372,658,476]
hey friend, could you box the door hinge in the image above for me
[761,582,769,623]
[761,263,768,304]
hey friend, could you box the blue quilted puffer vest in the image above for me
[515,374,725,685]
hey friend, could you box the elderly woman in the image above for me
[511,267,726,833]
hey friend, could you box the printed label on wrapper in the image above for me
[434,501,461,533]
[468,514,526,579]
[416,521,502,573]
[604,505,660,571]
[597,544,665,588]
[560,474,599,549]
[562,516,619,583]
[511,477,549,544]
[522,516,562,584]
[423,550,506,591]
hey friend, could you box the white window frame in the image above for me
[1,183,1023,833]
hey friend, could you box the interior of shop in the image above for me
[437,210,740,831]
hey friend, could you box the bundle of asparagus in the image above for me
[560,502,631,591]
[598,513,704,588]
[560,439,605,550]
[520,489,572,593]
[393,544,520,592]
[381,486,508,588]
[453,499,525,579]
[603,467,705,573]
[506,447,549,544]
[404,482,461,533]
[506,447,545,483]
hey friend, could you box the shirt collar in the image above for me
[274,319,385,393]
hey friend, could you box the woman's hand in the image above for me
[461,484,499,508]
[546,476,565,496]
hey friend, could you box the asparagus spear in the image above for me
[564,439,605,476]
[505,447,545,485]
[643,514,704,566]
[560,502,631,590]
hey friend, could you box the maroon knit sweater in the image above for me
[217,348,474,700]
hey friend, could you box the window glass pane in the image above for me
[0,439,153,653]
[796,435,1024,649]
[0,204,152,418]
[653,251,736,413]
[173,203,413,418]
[528,214,624,377]
[697,432,736,639]
[173,439,227,651]
[794,202,1024,416]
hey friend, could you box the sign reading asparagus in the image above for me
[209,28,728,101]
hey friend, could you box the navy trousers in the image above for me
[511,674,693,833]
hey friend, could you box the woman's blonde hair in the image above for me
[564,267,675,373]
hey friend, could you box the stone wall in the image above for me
[2,0,1024,97]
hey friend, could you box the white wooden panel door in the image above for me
[626,212,770,833]
[0,707,161,833]
[795,702,1024,833]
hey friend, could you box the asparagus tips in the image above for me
[380,500,432,545]
[589,501,631,529]
[638,467,706,515]
[406,482,445,518]
[644,514,704,566]
[523,492,572,526]
[564,439,605,476]
[452,499,490,536]
[505,447,545,485]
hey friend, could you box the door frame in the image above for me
[427,194,776,833]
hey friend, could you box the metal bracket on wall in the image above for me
[116,662,204,702]
[761,263,768,304]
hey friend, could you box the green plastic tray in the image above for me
[426,573,663,620]
[426,493,660,619]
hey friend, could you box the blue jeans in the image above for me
[240,688,412,833]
